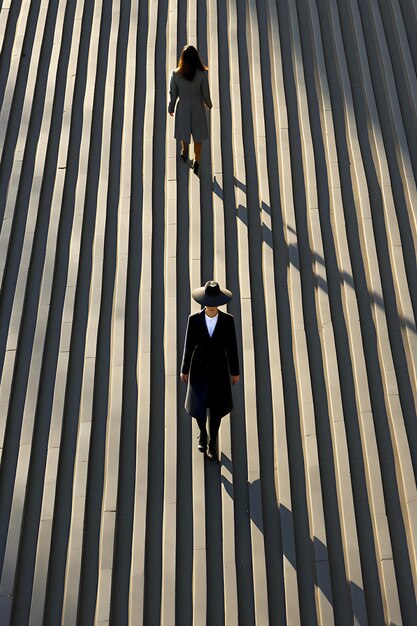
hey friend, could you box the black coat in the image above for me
[181,309,240,419]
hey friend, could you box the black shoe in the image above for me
[198,431,207,453]
[207,442,217,461]
[193,160,199,175]
[180,148,188,161]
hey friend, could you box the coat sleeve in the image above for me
[168,71,178,113]
[225,316,240,376]
[201,72,212,109]
[181,315,197,374]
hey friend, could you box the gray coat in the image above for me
[168,69,212,143]
[181,309,240,419]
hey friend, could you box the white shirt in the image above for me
[205,313,218,337]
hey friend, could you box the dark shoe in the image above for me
[198,431,207,453]
[180,148,188,161]
[207,442,218,461]
[193,160,199,175]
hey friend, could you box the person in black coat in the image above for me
[180,281,240,460]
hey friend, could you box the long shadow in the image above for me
[215,170,388,623]
[0,0,23,112]
[216,0,256,623]
[211,0,386,619]
[211,0,417,618]
[142,1,168,624]
[337,1,417,621]
[357,0,417,316]
[203,452,225,626]
[214,178,417,337]
[399,0,417,71]
[0,0,66,580]
[76,1,132,620]
[0,0,57,393]
[175,164,193,626]
[215,3,318,623]
[3,1,83,623]
[297,1,386,622]
[397,0,417,78]
[214,172,349,620]
[42,1,112,622]
[280,2,353,622]
[221,470,330,597]
[197,0,214,285]
[196,1,225,624]
[174,3,194,625]
[236,1,299,624]
[377,0,417,185]
[351,0,417,479]
[108,1,148,623]
[175,149,193,621]
[0,0,42,228]
[219,164,417,486]
[220,470,362,617]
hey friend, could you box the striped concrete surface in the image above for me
[0,0,416,624]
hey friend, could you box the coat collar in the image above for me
[198,308,223,339]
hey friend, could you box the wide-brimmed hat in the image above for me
[192,281,232,306]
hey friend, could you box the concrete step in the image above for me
[0,0,416,624]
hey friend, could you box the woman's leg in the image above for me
[194,141,202,163]
[196,415,207,452]
[181,140,189,154]
[196,415,207,434]
[208,413,221,447]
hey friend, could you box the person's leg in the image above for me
[196,415,207,434]
[181,140,189,158]
[196,415,207,452]
[194,141,202,163]
[208,413,221,459]
[192,142,202,175]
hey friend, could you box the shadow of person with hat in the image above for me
[180,281,240,460]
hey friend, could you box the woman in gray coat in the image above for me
[168,45,212,175]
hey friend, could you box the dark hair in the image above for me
[176,44,208,81]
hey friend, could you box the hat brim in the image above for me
[192,286,232,306]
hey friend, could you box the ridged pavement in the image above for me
[0,0,417,624]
